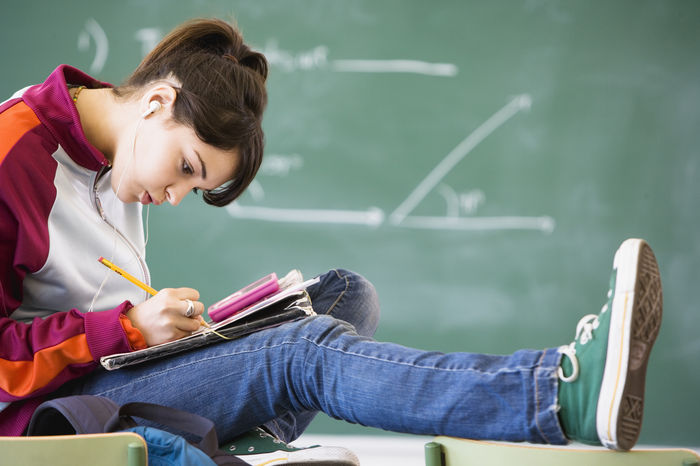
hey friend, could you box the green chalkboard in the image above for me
[2,0,699,446]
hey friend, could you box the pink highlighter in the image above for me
[208,273,280,322]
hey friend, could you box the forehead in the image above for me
[199,143,240,188]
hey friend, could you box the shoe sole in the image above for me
[278,463,357,466]
[248,462,356,466]
[242,447,360,466]
[596,238,663,451]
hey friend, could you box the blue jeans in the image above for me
[56,269,567,445]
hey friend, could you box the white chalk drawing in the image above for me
[261,154,304,177]
[134,28,162,58]
[459,188,486,216]
[262,41,330,72]
[77,18,108,74]
[262,40,458,77]
[331,59,458,77]
[76,32,457,77]
[388,94,555,233]
[244,154,304,202]
[398,215,555,232]
[229,94,556,233]
[438,186,486,217]
[226,204,385,228]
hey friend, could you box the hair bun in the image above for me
[239,52,268,81]
[223,53,239,64]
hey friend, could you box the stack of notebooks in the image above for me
[101,270,318,370]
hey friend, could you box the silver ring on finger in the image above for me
[184,299,195,317]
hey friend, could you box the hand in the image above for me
[126,288,205,346]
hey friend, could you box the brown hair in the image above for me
[114,18,268,206]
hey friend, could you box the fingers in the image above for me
[153,288,206,330]
[182,298,203,317]
[172,287,200,301]
[177,314,204,333]
[176,298,205,332]
[156,288,204,317]
[171,288,205,317]
[128,288,209,346]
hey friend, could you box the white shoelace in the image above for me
[558,306,606,383]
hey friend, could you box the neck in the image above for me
[73,88,134,164]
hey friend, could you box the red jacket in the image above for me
[0,66,147,435]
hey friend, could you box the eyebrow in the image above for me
[195,150,207,180]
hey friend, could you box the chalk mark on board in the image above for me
[390,94,530,224]
[135,28,162,58]
[77,18,109,74]
[398,215,556,233]
[226,204,385,228]
[439,185,462,218]
[331,60,458,77]
[388,93,555,233]
[228,94,556,233]
[262,40,458,77]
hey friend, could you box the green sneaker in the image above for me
[220,427,360,465]
[557,238,662,451]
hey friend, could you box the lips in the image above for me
[139,192,153,205]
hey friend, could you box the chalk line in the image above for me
[398,215,555,233]
[438,185,460,218]
[331,59,458,77]
[388,94,532,225]
[226,204,385,228]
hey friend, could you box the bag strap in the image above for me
[28,396,245,464]
[105,401,219,456]
[27,395,120,435]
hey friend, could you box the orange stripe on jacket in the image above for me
[0,334,93,398]
[0,102,42,165]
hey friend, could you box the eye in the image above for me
[182,159,194,175]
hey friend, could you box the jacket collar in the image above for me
[21,65,113,171]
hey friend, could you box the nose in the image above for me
[165,183,192,206]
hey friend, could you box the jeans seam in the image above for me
[533,350,553,444]
[265,419,283,438]
[109,330,535,381]
[299,334,537,375]
[324,269,350,316]
[92,341,303,396]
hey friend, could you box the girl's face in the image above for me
[110,107,238,206]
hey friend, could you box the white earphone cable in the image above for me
[144,204,151,247]
[88,114,146,312]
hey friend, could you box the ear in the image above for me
[141,84,178,119]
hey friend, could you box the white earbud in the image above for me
[142,101,161,118]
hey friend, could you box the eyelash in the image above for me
[182,160,199,194]
[182,159,194,175]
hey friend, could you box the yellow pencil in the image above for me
[98,256,158,295]
[98,256,210,328]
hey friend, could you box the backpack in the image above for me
[27,395,249,466]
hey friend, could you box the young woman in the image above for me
[0,17,662,457]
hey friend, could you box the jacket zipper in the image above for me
[90,166,152,301]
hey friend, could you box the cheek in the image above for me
[142,148,182,190]
[136,129,169,171]
[135,158,165,188]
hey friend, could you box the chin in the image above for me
[115,192,136,204]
